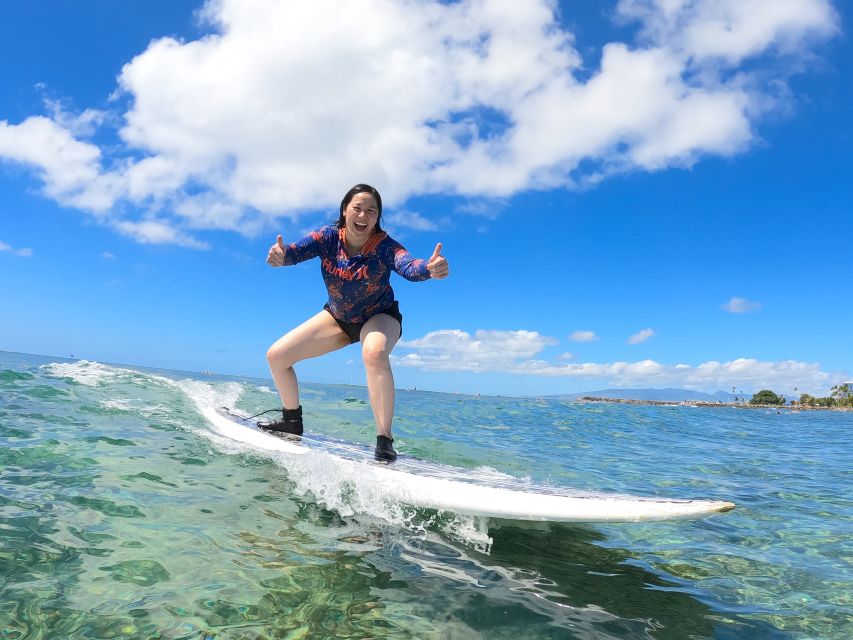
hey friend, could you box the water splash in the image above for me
[166,373,495,550]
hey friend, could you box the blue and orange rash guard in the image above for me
[280,225,431,323]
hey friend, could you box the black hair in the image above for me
[336,183,383,231]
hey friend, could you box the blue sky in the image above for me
[1,0,851,397]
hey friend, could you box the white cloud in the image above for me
[397,329,558,372]
[0,116,119,213]
[0,0,839,246]
[455,199,509,220]
[0,240,33,257]
[101,251,117,260]
[569,330,599,342]
[113,220,209,249]
[723,296,762,313]
[384,210,439,232]
[44,99,108,138]
[172,193,260,233]
[627,328,656,344]
[617,0,839,64]
[395,328,840,393]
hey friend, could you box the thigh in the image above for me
[360,312,401,355]
[270,310,351,362]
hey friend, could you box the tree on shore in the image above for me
[749,389,785,405]
[798,393,816,406]
[796,385,853,408]
[831,383,851,401]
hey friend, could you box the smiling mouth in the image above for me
[353,221,369,232]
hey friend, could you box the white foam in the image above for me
[165,376,494,548]
[42,360,177,394]
[42,360,128,386]
[171,378,244,414]
[99,399,135,411]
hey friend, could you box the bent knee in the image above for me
[362,343,390,368]
[266,345,283,366]
[267,339,296,368]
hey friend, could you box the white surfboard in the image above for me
[204,407,735,523]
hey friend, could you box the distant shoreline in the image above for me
[576,396,853,412]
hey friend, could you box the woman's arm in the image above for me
[267,228,330,267]
[385,239,449,281]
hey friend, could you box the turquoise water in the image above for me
[1,350,851,639]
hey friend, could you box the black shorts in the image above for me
[324,301,403,344]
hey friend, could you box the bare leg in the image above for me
[360,314,401,437]
[267,310,350,409]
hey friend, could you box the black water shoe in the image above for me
[258,406,303,436]
[375,435,397,462]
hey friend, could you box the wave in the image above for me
[41,359,495,550]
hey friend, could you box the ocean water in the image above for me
[1,351,851,640]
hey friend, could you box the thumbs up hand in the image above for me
[426,242,449,279]
[267,234,286,267]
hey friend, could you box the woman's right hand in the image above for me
[267,235,286,267]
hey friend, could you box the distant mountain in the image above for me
[549,388,737,402]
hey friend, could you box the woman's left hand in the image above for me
[427,243,449,279]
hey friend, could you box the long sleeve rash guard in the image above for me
[280,225,431,323]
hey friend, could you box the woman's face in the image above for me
[343,192,379,242]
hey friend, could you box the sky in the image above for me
[1,0,851,397]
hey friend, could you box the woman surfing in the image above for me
[262,184,449,461]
